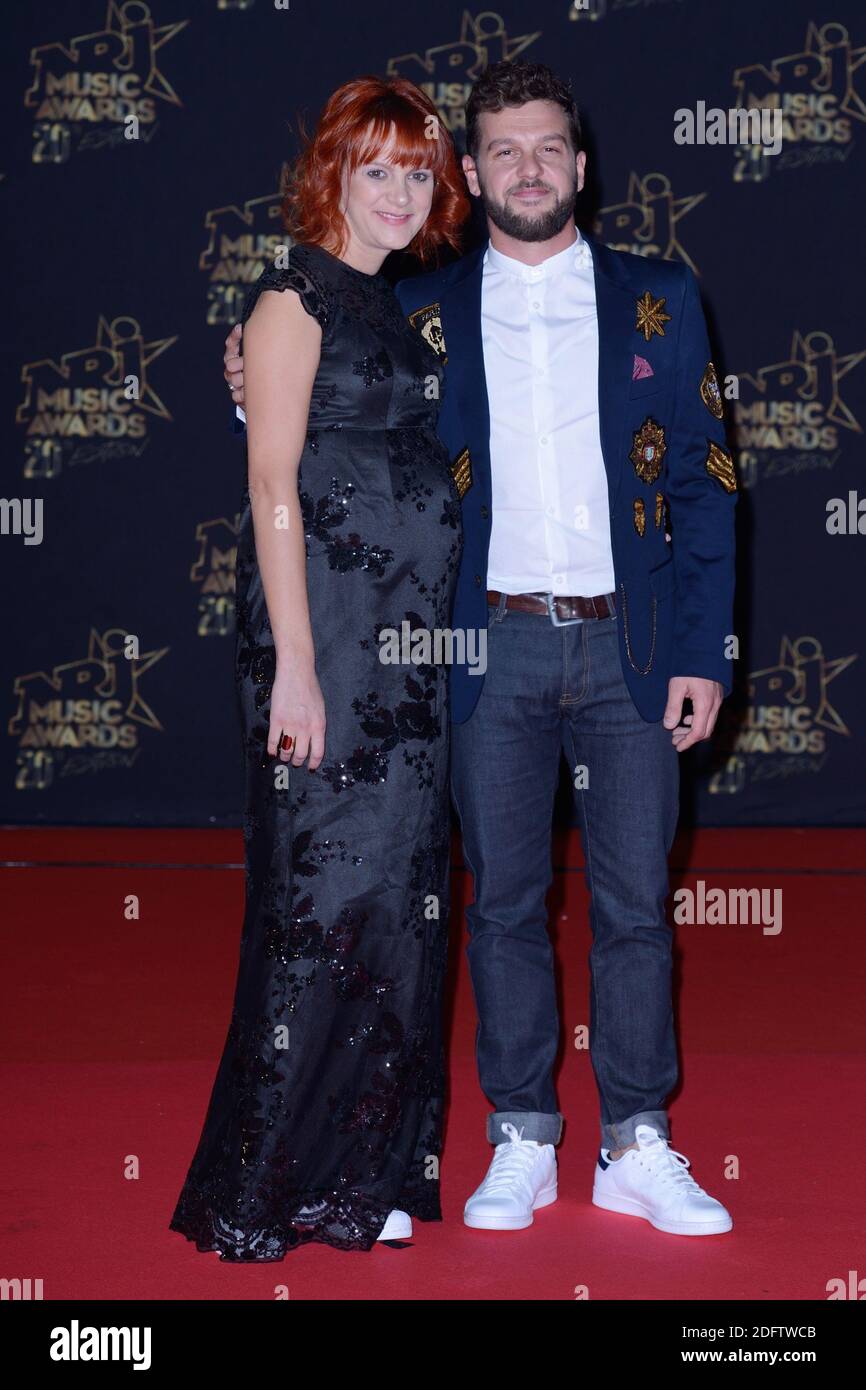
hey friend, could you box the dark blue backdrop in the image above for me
[2,0,864,826]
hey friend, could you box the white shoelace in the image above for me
[479,1122,545,1196]
[634,1135,706,1195]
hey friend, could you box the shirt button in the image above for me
[555,574,565,586]
[532,300,541,310]
[540,435,548,445]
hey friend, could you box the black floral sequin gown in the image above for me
[170,242,462,1257]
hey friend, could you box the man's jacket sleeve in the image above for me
[665,265,738,693]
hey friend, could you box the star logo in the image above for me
[388,11,540,85]
[8,627,169,740]
[748,636,857,738]
[635,291,671,342]
[17,315,178,428]
[86,628,169,730]
[26,1,189,111]
[597,171,706,271]
[738,330,865,434]
[387,12,540,142]
[733,21,866,130]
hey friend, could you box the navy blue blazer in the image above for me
[395,234,738,725]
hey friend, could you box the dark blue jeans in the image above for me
[450,595,680,1152]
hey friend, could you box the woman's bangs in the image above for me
[351,105,446,174]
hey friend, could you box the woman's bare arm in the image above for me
[242,288,325,769]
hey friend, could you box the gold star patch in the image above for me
[629,417,667,484]
[705,440,737,493]
[635,290,671,342]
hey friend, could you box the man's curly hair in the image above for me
[465,60,582,161]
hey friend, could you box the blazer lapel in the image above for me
[439,245,491,497]
[586,232,636,514]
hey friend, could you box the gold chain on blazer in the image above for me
[619,582,657,675]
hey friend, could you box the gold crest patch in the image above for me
[635,291,671,342]
[705,440,737,493]
[633,498,646,537]
[450,447,472,499]
[655,491,665,529]
[700,361,724,419]
[630,417,667,483]
[407,301,447,362]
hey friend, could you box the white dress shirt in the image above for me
[482,230,616,596]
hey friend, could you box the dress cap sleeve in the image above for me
[240,247,331,330]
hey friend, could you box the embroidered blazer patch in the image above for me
[407,301,447,362]
[635,291,671,342]
[630,417,667,484]
[633,498,646,536]
[705,440,737,492]
[700,361,724,419]
[450,447,472,499]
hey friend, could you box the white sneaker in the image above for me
[464,1122,557,1230]
[376,1209,412,1241]
[592,1124,733,1236]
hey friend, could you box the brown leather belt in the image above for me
[487,590,616,625]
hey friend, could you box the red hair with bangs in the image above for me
[281,76,470,264]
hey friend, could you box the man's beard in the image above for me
[478,176,577,243]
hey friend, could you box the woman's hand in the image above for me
[268,659,326,770]
[224,323,244,406]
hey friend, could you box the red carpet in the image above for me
[2,825,863,1301]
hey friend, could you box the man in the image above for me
[225,61,737,1238]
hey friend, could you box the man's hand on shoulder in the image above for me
[224,323,244,408]
[663,675,724,751]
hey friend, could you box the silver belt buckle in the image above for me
[545,592,583,627]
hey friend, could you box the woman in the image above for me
[169,76,469,1258]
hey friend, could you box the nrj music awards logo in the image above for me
[200,180,288,327]
[732,20,866,181]
[9,628,169,790]
[594,173,705,274]
[733,330,864,486]
[708,635,857,795]
[25,0,188,163]
[190,517,239,636]
[387,11,540,140]
[16,315,177,479]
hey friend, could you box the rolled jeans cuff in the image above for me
[601,1109,669,1152]
[487,1111,563,1145]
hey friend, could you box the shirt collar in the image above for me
[483,227,592,282]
